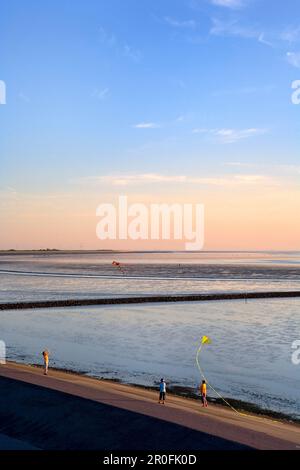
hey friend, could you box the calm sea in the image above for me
[0,252,299,418]
[1,251,300,302]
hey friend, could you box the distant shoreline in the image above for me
[1,249,299,255]
[1,290,300,310]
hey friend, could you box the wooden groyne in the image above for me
[1,290,300,310]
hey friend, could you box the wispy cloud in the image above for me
[0,187,19,198]
[212,85,276,97]
[123,44,142,62]
[193,127,268,143]
[281,26,300,43]
[170,78,186,89]
[210,18,259,39]
[225,162,300,174]
[223,163,300,187]
[164,17,196,29]
[92,174,188,186]
[216,128,267,143]
[78,172,276,187]
[98,26,142,62]
[133,122,160,129]
[210,0,245,9]
[286,52,300,68]
[278,164,300,175]
[210,18,275,47]
[91,87,110,100]
[258,33,274,48]
[176,115,186,122]
[224,161,256,168]
[0,187,21,211]
[99,27,117,47]
[18,92,31,103]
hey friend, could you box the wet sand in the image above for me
[0,362,299,450]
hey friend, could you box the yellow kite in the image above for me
[201,335,211,345]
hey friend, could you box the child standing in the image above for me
[200,380,208,407]
[42,350,49,375]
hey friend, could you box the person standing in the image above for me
[42,350,49,375]
[158,378,166,404]
[200,380,208,407]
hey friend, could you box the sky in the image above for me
[0,0,300,250]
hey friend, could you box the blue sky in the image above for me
[0,0,300,249]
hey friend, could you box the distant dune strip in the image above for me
[1,291,300,310]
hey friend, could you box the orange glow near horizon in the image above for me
[1,183,300,251]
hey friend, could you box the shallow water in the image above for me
[1,298,300,419]
[1,251,300,302]
[1,252,299,418]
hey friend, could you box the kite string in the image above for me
[196,345,244,416]
[196,342,281,424]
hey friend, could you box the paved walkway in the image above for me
[0,362,299,450]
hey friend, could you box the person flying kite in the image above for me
[196,335,241,415]
[200,380,208,407]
